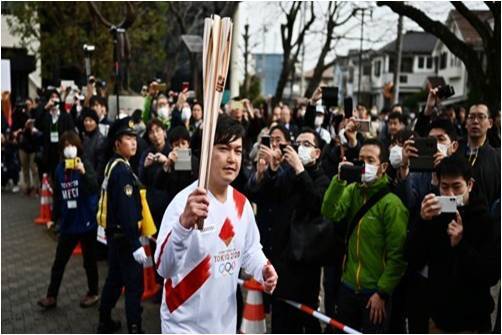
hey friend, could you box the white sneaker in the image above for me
[11,185,20,193]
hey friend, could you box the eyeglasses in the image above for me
[467,113,489,121]
[295,141,317,148]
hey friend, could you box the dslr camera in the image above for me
[339,160,365,184]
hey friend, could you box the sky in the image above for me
[238,1,488,72]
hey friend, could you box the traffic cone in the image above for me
[240,279,266,334]
[72,242,82,255]
[140,236,160,300]
[34,174,53,225]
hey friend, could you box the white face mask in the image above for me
[437,143,449,156]
[63,145,78,159]
[181,107,191,121]
[361,163,379,184]
[314,115,324,128]
[298,145,315,166]
[157,106,170,119]
[389,146,403,168]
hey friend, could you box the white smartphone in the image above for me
[174,148,192,171]
[437,196,458,213]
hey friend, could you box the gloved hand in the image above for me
[132,247,148,265]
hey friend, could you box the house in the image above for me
[431,10,493,104]
[1,4,41,101]
[371,31,437,109]
[331,31,437,109]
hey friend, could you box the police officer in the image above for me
[97,117,148,334]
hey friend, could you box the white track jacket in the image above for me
[154,181,268,333]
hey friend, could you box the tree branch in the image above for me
[451,1,493,44]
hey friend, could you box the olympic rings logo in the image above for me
[218,261,236,275]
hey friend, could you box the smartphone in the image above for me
[356,119,370,132]
[174,148,192,171]
[437,196,457,213]
[279,143,287,155]
[181,82,190,91]
[321,86,338,108]
[344,97,353,119]
[261,136,271,148]
[410,137,438,172]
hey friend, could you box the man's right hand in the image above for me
[425,87,440,116]
[180,188,209,229]
[420,193,441,221]
[144,152,155,167]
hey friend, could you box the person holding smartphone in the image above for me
[409,155,500,333]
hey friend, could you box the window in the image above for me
[374,60,381,77]
[401,57,413,73]
[450,56,455,67]
[399,75,408,83]
[363,64,371,76]
[426,56,433,69]
[418,56,425,69]
[440,52,447,69]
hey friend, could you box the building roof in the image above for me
[304,66,334,80]
[379,31,437,54]
[447,10,492,46]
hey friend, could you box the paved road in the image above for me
[1,191,161,333]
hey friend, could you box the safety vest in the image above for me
[96,157,157,237]
[96,158,127,229]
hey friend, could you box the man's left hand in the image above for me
[447,211,463,247]
[366,292,386,325]
[262,261,278,294]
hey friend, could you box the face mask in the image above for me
[314,115,324,128]
[298,145,315,166]
[361,163,379,184]
[63,145,77,159]
[389,146,403,168]
[181,107,191,121]
[299,108,306,117]
[455,194,465,207]
[437,143,449,156]
[157,106,170,119]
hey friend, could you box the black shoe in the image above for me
[128,323,145,334]
[97,319,121,333]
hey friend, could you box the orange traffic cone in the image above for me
[34,174,53,225]
[72,242,82,255]
[240,279,266,334]
[140,236,160,300]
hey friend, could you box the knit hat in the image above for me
[81,108,99,124]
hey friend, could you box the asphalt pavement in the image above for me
[1,191,161,333]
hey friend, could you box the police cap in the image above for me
[108,116,137,141]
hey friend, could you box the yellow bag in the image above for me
[139,189,157,237]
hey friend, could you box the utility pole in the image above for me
[300,1,306,96]
[357,9,366,104]
[242,23,250,95]
[393,14,404,104]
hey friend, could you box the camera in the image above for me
[83,44,95,52]
[261,136,271,148]
[339,161,364,184]
[64,157,81,170]
[436,85,455,99]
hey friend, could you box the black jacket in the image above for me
[82,129,106,184]
[407,196,500,331]
[40,111,75,175]
[247,163,330,304]
[458,139,500,209]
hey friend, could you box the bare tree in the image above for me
[378,1,500,111]
[304,3,356,98]
[273,2,316,106]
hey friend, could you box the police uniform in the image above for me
[98,117,144,334]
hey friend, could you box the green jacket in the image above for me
[321,175,408,296]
